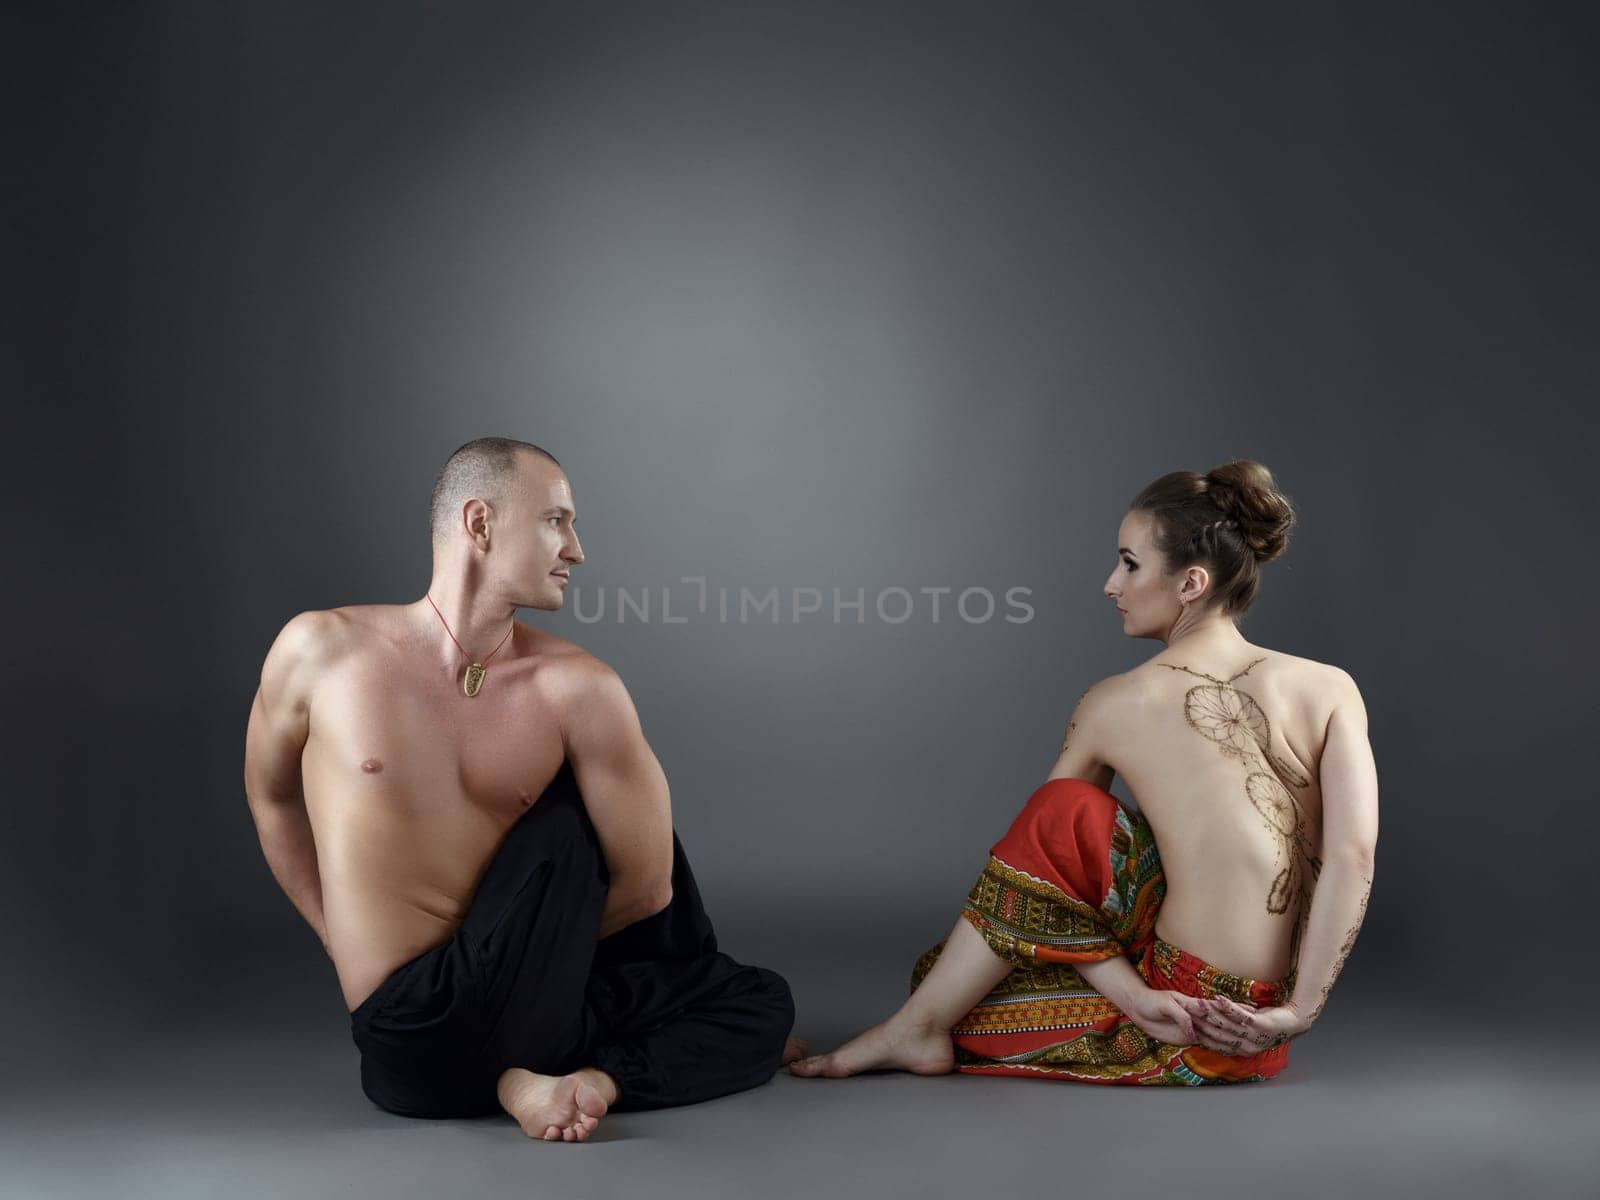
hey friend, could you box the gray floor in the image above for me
[7,963,1595,1200]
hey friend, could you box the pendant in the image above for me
[463,663,486,697]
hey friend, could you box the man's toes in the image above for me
[573,1082,608,1119]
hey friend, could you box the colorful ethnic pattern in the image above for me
[911,777,1293,1086]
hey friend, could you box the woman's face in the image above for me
[1103,510,1183,638]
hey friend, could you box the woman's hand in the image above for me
[1124,989,1202,1046]
[1170,993,1312,1056]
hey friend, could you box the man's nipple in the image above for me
[360,758,384,774]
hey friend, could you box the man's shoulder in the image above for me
[523,624,600,671]
[255,609,352,715]
[265,608,351,668]
[523,631,643,743]
[523,626,625,698]
[286,603,399,650]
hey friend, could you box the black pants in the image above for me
[349,762,795,1118]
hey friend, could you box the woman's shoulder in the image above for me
[1133,644,1360,711]
[1151,642,1354,683]
[1254,647,1360,695]
[1071,668,1144,708]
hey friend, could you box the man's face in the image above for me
[502,453,585,611]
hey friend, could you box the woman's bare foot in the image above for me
[496,1066,616,1142]
[787,1011,954,1078]
[782,1036,810,1065]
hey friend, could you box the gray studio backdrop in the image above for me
[10,0,1595,1058]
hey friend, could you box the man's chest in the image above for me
[305,655,568,817]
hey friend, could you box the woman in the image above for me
[790,460,1377,1085]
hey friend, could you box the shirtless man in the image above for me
[245,437,801,1139]
[790,459,1378,1084]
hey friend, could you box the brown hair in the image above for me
[1129,459,1295,617]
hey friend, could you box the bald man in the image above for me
[244,437,801,1141]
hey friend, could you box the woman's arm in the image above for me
[1044,682,1117,791]
[1286,671,1379,1025]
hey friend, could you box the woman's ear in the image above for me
[1181,564,1211,604]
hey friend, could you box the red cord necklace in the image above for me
[425,593,515,697]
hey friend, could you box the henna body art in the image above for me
[1058,687,1091,756]
[1159,659,1319,921]
[1307,875,1372,1023]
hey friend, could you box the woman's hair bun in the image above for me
[1201,460,1295,563]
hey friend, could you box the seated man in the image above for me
[243,437,802,1141]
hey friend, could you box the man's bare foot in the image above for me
[496,1066,616,1142]
[781,1035,810,1065]
[787,1011,954,1078]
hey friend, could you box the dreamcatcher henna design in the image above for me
[1168,661,1311,786]
[1160,659,1319,919]
[1246,772,1322,914]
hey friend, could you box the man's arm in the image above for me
[243,611,331,951]
[561,660,675,940]
[1286,669,1379,1026]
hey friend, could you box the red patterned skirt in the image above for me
[910,778,1295,1085]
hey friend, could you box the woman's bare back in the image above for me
[1053,644,1343,983]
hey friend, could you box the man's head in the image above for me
[428,437,584,611]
